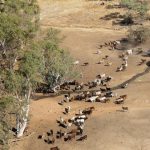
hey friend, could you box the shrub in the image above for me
[120,0,149,16]
[128,26,150,44]
[120,13,134,25]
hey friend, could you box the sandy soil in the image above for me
[10,0,150,150]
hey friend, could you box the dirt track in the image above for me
[10,0,150,150]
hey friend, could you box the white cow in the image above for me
[88,96,99,102]
[126,49,133,55]
[94,79,101,86]
[73,60,80,65]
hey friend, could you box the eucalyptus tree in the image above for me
[0,2,76,149]
[41,28,77,91]
[0,0,41,141]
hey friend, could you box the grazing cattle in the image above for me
[58,100,64,105]
[104,55,109,60]
[87,96,99,102]
[120,94,127,100]
[47,129,53,136]
[68,128,79,135]
[100,86,111,92]
[96,96,110,103]
[73,60,80,65]
[97,60,104,64]
[38,134,44,139]
[105,76,113,82]
[119,53,126,59]
[59,122,68,128]
[65,106,71,114]
[99,45,103,49]
[116,65,123,72]
[93,91,101,96]
[59,116,64,123]
[75,93,86,101]
[122,55,128,61]
[115,40,121,45]
[121,83,128,88]
[67,122,73,128]
[69,116,76,122]
[77,135,87,141]
[88,83,97,89]
[105,62,112,66]
[68,80,78,85]
[96,74,106,79]
[58,117,68,128]
[84,62,89,66]
[100,73,106,79]
[96,50,102,54]
[79,109,83,115]
[123,60,128,67]
[136,49,143,54]
[51,137,55,144]
[94,79,101,86]
[114,98,124,104]
[75,119,85,126]
[50,146,60,150]
[122,106,128,112]
[64,94,70,103]
[65,133,76,141]
[45,136,55,144]
[89,106,95,110]
[100,2,105,5]
[57,130,67,139]
[126,49,133,55]
[76,115,88,120]
[59,82,70,90]
[82,107,94,115]
[75,83,84,90]
[105,91,117,97]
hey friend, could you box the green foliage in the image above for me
[0,13,23,49]
[0,1,76,148]
[120,0,149,16]
[42,28,76,88]
[0,0,39,15]
[20,45,43,80]
[0,0,40,148]
[0,96,15,111]
[0,0,39,56]
[3,71,25,95]
[0,96,15,148]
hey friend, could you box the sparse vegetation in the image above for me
[120,0,149,16]
[128,26,150,44]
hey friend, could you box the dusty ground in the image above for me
[10,0,150,150]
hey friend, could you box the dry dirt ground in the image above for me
[10,0,150,150]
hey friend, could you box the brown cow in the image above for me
[77,135,87,141]
[50,146,60,150]
[65,133,76,141]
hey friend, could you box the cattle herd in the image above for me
[38,74,128,150]
[37,40,147,150]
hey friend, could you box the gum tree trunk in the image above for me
[16,88,31,138]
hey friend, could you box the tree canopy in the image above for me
[0,1,75,149]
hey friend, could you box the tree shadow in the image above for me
[100,12,122,21]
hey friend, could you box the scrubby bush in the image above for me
[120,13,134,25]
[128,26,150,44]
[120,0,149,16]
